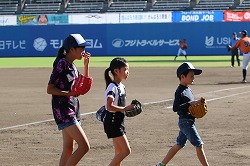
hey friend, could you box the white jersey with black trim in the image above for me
[104,82,126,111]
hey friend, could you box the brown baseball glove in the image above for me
[188,97,208,119]
[71,74,93,96]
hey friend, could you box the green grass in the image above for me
[0,56,232,68]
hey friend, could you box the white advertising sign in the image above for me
[0,15,17,25]
[119,12,172,23]
[68,13,119,24]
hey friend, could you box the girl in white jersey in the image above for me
[103,57,135,166]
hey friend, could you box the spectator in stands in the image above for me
[174,39,188,61]
[229,32,240,67]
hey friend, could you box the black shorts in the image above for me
[104,111,126,139]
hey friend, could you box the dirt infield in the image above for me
[0,66,250,166]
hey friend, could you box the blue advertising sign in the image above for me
[0,22,249,57]
[173,11,224,22]
[0,25,105,57]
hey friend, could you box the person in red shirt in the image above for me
[174,39,188,61]
[232,30,250,83]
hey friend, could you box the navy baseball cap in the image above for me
[177,62,202,78]
[239,30,248,36]
[233,32,236,35]
[63,34,91,51]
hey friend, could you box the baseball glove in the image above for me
[96,105,107,122]
[182,45,187,50]
[125,99,143,117]
[226,45,232,52]
[188,97,208,119]
[71,74,93,96]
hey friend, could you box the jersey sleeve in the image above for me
[105,83,118,101]
[48,59,66,86]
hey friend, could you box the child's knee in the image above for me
[124,147,131,156]
[195,144,204,150]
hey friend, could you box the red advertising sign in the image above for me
[224,10,250,22]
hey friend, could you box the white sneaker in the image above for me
[241,79,247,83]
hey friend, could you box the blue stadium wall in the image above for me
[0,22,249,57]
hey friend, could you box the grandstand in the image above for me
[64,0,105,13]
[236,0,250,10]
[150,0,191,11]
[22,0,62,14]
[0,0,18,15]
[107,0,147,12]
[0,0,250,15]
[192,0,235,10]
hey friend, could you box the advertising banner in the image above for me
[0,22,249,57]
[173,11,224,22]
[68,13,119,24]
[224,10,250,22]
[17,14,68,25]
[0,15,17,25]
[119,12,172,23]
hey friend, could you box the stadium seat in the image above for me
[64,0,105,13]
[236,0,250,10]
[193,0,234,10]
[150,0,190,11]
[107,0,147,12]
[22,0,61,14]
[0,0,18,15]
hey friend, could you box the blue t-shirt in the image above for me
[230,37,239,47]
[48,58,80,125]
[173,84,195,120]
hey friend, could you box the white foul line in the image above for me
[1,85,250,131]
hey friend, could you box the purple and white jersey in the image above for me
[48,58,80,125]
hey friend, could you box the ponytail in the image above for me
[104,67,112,88]
[53,46,66,67]
[104,57,128,88]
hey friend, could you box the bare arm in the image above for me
[47,84,72,96]
[83,52,91,77]
[106,97,135,112]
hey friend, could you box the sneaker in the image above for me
[156,163,165,166]
[241,79,247,83]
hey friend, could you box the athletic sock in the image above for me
[157,162,166,166]
[243,69,247,80]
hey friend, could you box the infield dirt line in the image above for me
[0,85,250,131]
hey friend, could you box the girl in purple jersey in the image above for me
[47,34,91,166]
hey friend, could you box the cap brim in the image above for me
[194,69,202,75]
[79,42,91,47]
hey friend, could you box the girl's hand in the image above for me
[83,51,91,66]
[124,104,135,111]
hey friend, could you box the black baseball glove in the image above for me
[125,99,143,117]
[182,45,187,50]
[226,45,232,52]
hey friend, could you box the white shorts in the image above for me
[177,48,186,56]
